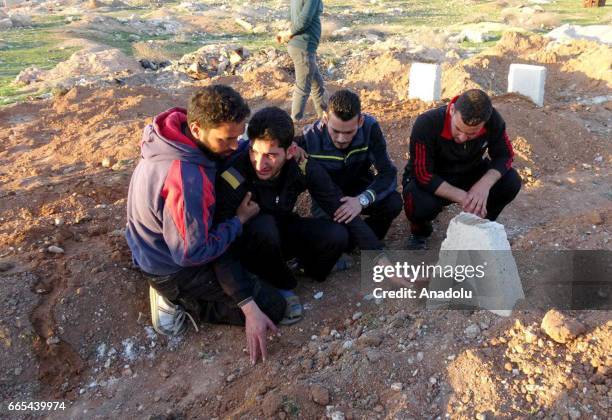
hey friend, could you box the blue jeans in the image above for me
[287,45,327,121]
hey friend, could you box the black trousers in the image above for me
[237,213,349,288]
[312,191,403,241]
[147,252,286,326]
[402,166,522,236]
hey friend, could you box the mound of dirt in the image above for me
[441,31,612,100]
[14,47,143,90]
[343,50,411,100]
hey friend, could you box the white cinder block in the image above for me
[507,63,547,107]
[426,213,525,316]
[408,63,441,102]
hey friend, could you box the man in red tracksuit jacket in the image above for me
[402,89,522,249]
[126,85,285,364]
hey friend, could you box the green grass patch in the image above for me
[0,16,78,106]
[544,0,611,25]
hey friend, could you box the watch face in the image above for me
[359,195,369,206]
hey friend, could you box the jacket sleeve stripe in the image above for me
[161,160,187,249]
[198,166,214,240]
[415,143,432,184]
[503,131,514,170]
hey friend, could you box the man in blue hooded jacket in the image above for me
[126,85,285,364]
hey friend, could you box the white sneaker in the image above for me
[149,286,198,336]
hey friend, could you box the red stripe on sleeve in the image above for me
[161,160,187,246]
[404,191,413,220]
[198,166,215,238]
[417,143,432,183]
[503,131,515,169]
[414,143,423,183]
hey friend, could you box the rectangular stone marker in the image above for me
[426,212,525,316]
[507,63,547,107]
[408,63,441,102]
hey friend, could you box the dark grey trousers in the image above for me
[287,45,327,121]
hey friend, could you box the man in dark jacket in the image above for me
[276,0,326,121]
[299,89,403,243]
[126,85,284,365]
[216,107,383,298]
[402,89,522,249]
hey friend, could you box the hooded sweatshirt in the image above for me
[125,108,249,302]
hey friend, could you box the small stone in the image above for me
[587,212,604,225]
[342,340,354,350]
[314,291,323,299]
[390,382,403,391]
[416,352,424,362]
[568,407,581,420]
[101,157,112,168]
[0,261,15,272]
[464,324,481,339]
[541,309,585,343]
[429,376,437,385]
[46,336,60,345]
[54,217,64,226]
[14,367,22,376]
[330,411,345,420]
[226,374,236,383]
[357,330,384,348]
[352,312,362,321]
[47,245,65,254]
[504,362,513,371]
[524,330,537,344]
[310,384,330,405]
[365,349,382,363]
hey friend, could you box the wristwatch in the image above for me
[358,193,370,208]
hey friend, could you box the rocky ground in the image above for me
[1,0,611,419]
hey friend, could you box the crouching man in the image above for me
[402,89,522,249]
[215,107,384,323]
[126,85,285,364]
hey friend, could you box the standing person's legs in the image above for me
[308,51,327,118]
[288,45,326,121]
[361,191,403,240]
[279,215,349,282]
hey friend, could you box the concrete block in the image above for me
[408,63,441,102]
[426,212,525,316]
[507,63,546,107]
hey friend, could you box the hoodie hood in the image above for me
[140,107,214,168]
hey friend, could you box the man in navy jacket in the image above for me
[299,89,403,245]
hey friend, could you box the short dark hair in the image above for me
[247,107,294,149]
[454,89,493,126]
[187,85,250,130]
[328,89,361,121]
